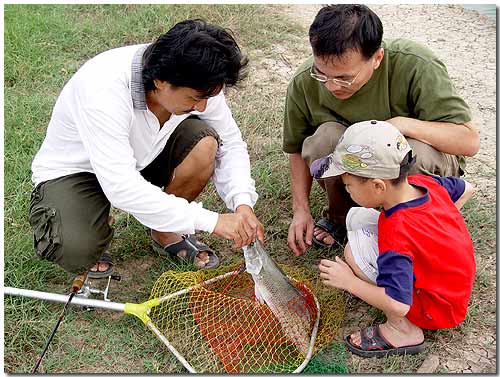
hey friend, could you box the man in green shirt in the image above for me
[284,4,479,256]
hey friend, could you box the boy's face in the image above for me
[341,173,384,208]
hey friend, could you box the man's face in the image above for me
[312,48,384,100]
[153,81,220,115]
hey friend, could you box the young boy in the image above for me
[310,120,475,358]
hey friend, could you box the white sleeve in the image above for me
[72,86,219,234]
[196,91,258,211]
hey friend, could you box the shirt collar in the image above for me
[131,44,149,111]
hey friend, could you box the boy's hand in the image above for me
[318,256,355,291]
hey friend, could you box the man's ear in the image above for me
[153,79,167,90]
[373,48,384,70]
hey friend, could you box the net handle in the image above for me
[4,287,125,312]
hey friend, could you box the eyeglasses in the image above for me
[309,66,362,88]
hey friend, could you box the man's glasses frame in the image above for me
[309,66,362,88]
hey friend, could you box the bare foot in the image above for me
[313,227,335,246]
[90,262,110,273]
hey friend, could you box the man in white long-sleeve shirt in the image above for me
[29,19,264,277]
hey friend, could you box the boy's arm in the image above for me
[454,180,474,210]
[319,257,410,318]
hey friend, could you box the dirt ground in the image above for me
[276,4,496,373]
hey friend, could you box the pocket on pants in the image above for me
[29,204,63,261]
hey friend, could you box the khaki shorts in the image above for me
[29,116,219,274]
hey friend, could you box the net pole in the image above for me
[146,321,197,373]
[4,287,125,312]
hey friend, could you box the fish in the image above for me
[243,240,312,356]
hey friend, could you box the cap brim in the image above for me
[310,154,346,179]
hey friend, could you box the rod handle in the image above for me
[71,272,88,293]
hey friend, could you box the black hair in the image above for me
[142,19,248,96]
[309,4,383,60]
[390,150,416,185]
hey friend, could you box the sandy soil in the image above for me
[279,4,496,373]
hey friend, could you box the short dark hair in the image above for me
[142,19,248,95]
[309,4,383,60]
[390,150,416,185]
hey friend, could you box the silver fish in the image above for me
[243,240,312,356]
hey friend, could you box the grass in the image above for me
[3,4,310,373]
[4,3,496,374]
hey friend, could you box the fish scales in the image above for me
[243,240,312,356]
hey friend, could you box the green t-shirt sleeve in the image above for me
[408,58,472,124]
[283,78,311,154]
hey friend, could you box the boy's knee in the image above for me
[192,136,218,166]
[343,243,358,269]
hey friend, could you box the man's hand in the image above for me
[287,208,314,256]
[318,257,356,291]
[212,205,264,248]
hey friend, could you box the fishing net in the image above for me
[148,262,346,373]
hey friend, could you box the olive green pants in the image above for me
[301,121,462,227]
[29,117,219,274]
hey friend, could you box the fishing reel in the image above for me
[76,274,122,310]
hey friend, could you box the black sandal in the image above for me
[313,217,347,248]
[87,252,114,279]
[151,234,219,269]
[345,324,425,358]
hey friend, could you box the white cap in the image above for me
[310,120,413,179]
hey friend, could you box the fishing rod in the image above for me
[31,271,88,373]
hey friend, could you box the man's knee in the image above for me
[190,135,218,168]
[302,122,347,166]
[408,138,460,177]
